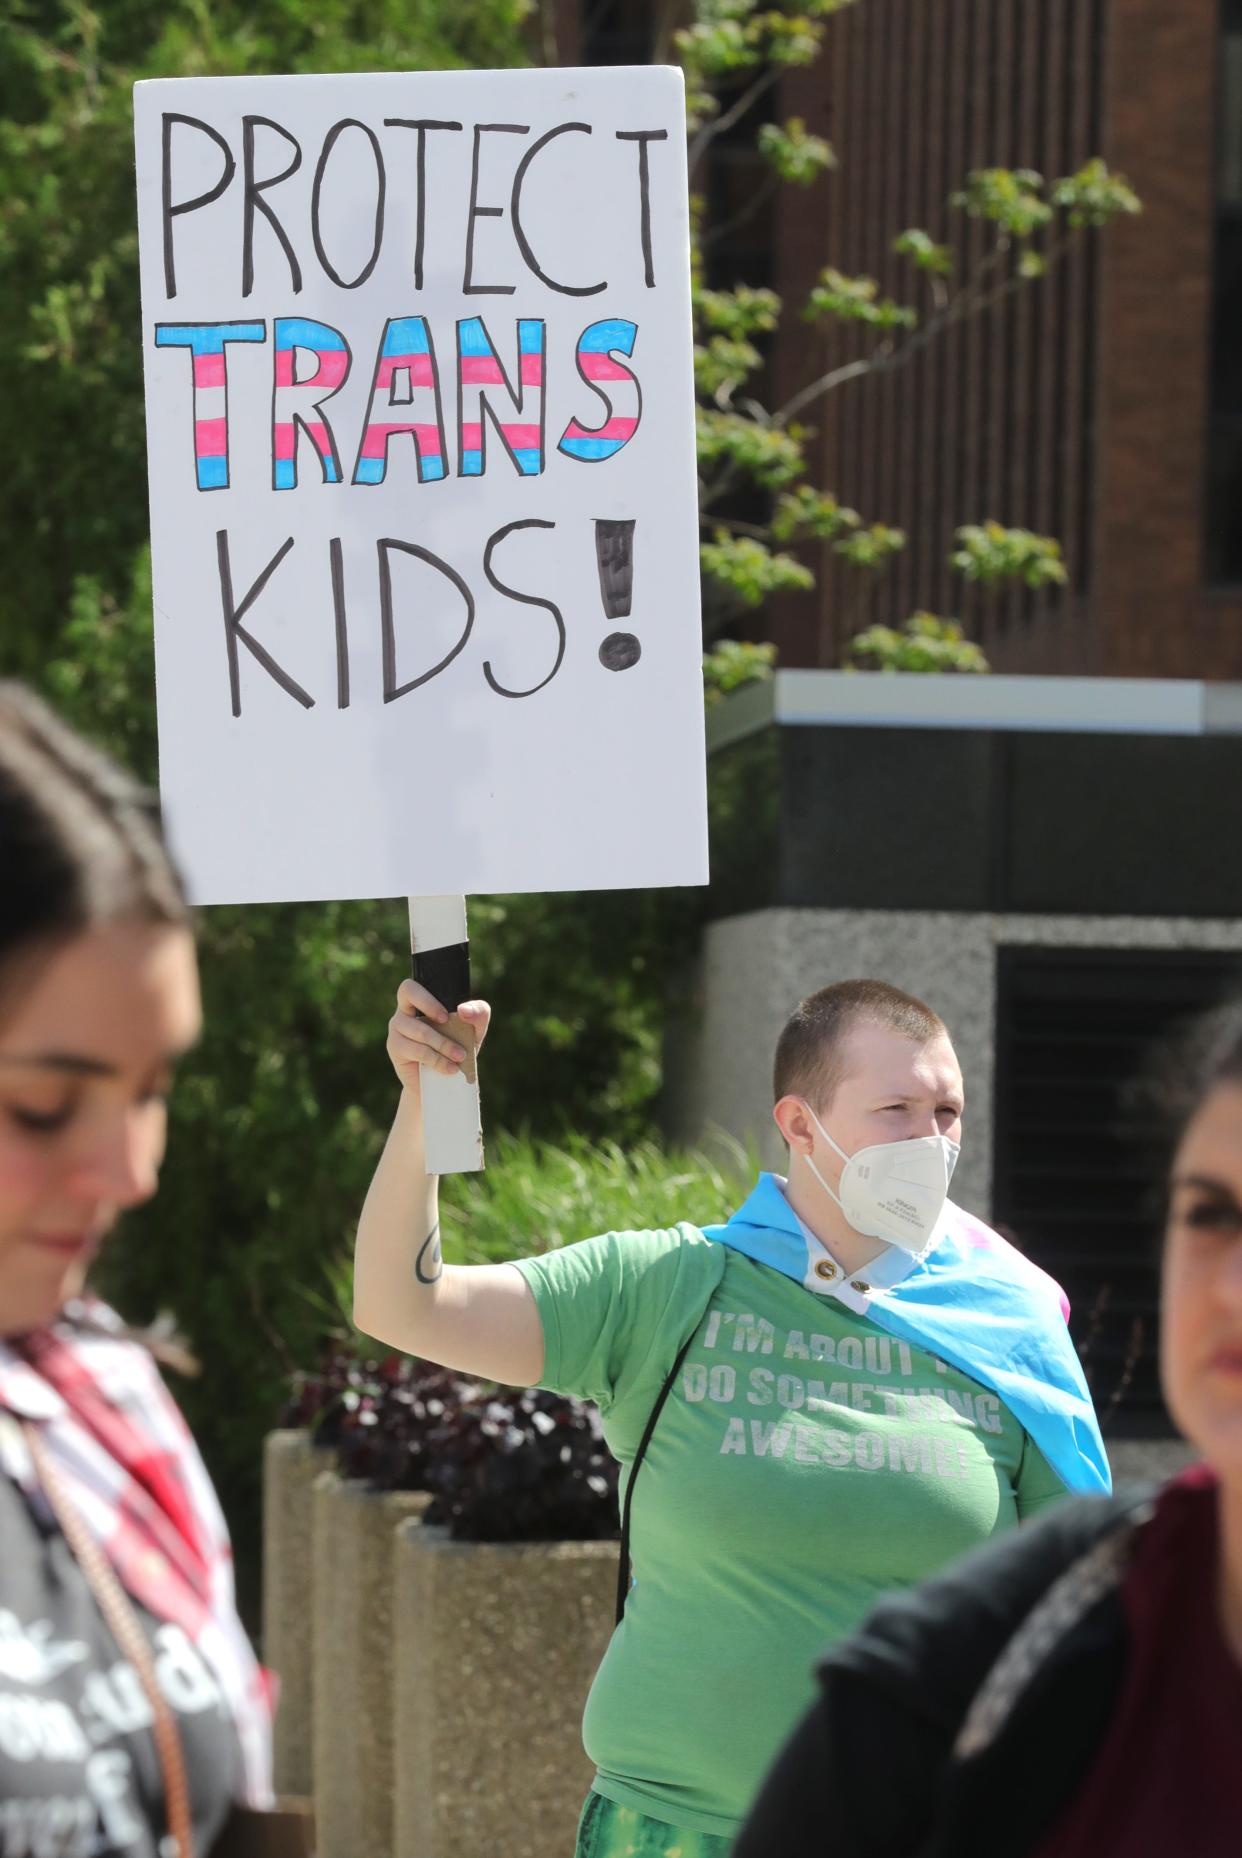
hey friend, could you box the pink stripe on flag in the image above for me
[378,355,435,390]
[520,354,544,386]
[195,418,227,454]
[194,353,226,389]
[274,350,296,389]
[461,422,483,451]
[578,351,634,382]
[502,424,542,449]
[459,356,507,385]
[360,422,442,459]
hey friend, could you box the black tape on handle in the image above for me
[413,942,472,1014]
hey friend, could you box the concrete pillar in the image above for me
[393,1525,618,1858]
[262,1431,330,1796]
[312,1476,431,1858]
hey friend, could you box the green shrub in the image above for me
[99,1128,756,1611]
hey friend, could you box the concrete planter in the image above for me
[312,1476,432,1858]
[393,1524,618,1858]
[262,1430,333,1796]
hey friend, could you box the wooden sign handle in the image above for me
[408,895,484,1175]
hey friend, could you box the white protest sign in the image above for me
[133,68,707,905]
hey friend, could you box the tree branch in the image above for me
[688,67,783,181]
[773,231,1075,427]
[698,514,772,539]
[651,0,687,65]
[776,354,883,424]
[703,173,781,249]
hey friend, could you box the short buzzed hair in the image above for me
[772,979,948,1110]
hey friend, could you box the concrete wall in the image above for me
[312,1478,430,1858]
[393,1526,618,1858]
[665,908,1242,1222]
[262,1431,327,1798]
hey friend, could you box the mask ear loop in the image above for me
[797,1100,852,1217]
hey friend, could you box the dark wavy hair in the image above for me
[1148,997,1242,1165]
[0,682,189,995]
[0,685,196,1364]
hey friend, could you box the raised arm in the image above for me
[352,981,544,1386]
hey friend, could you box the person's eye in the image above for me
[1182,1198,1242,1235]
[5,1103,74,1136]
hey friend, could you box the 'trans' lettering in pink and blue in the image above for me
[558,318,641,462]
[272,318,351,490]
[352,316,448,486]
[457,317,546,477]
[153,320,265,490]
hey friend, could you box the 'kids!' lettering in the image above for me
[154,111,667,491]
[213,513,646,719]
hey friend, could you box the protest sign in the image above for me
[133,68,708,906]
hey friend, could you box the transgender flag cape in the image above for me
[702,1172,1111,1497]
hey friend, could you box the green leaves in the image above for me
[694,282,780,401]
[770,485,861,543]
[1051,158,1142,229]
[702,637,778,706]
[757,116,835,184]
[696,283,782,340]
[696,407,806,488]
[695,335,764,400]
[805,266,918,330]
[952,167,1054,238]
[700,531,815,605]
[952,522,1068,590]
[845,613,990,674]
[952,160,1140,240]
[893,226,954,278]
[833,522,906,570]
[676,16,755,84]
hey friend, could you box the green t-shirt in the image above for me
[514,1223,1066,1838]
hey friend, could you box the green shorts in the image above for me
[574,1792,734,1858]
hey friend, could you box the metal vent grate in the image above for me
[992,947,1242,1434]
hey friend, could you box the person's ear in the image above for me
[774,1095,816,1155]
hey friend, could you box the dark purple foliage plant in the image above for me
[283,1346,619,1543]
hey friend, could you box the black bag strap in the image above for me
[614,1330,697,1627]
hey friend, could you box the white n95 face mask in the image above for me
[799,1100,960,1255]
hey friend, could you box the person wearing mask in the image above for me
[355,973,1108,1858]
[735,996,1242,1858]
[0,684,274,1857]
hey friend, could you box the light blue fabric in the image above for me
[702,1173,1111,1496]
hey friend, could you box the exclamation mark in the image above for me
[595,519,641,671]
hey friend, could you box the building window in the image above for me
[1208,0,1242,582]
[992,946,1242,1435]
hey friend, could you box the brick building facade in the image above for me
[577,0,1242,678]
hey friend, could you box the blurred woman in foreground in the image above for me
[0,684,272,1856]
[735,998,1242,1858]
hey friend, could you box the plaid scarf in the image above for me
[0,1300,272,1804]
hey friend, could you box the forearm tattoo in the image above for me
[415,1221,443,1285]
